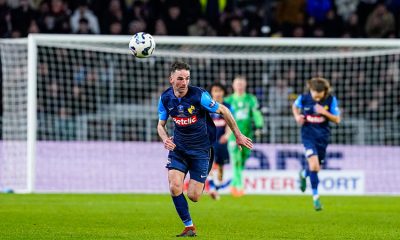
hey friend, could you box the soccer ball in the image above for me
[129,32,155,58]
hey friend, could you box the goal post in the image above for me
[27,34,38,193]
[1,34,399,194]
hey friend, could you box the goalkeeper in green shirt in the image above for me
[225,75,264,197]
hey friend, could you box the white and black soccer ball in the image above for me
[129,32,155,58]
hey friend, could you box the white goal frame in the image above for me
[9,34,400,192]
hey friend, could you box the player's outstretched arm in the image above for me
[216,104,253,150]
[157,120,176,151]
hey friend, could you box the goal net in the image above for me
[1,35,399,194]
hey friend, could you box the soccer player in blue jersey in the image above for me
[208,82,232,200]
[158,61,253,237]
[292,77,341,211]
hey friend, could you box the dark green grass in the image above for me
[0,194,399,239]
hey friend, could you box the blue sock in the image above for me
[172,194,193,227]
[309,171,319,197]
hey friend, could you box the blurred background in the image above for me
[0,0,399,195]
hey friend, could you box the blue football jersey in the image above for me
[293,92,340,139]
[210,102,232,141]
[158,86,219,150]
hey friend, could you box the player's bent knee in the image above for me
[309,164,320,172]
[169,181,183,196]
[187,192,201,202]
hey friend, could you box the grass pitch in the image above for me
[0,194,399,239]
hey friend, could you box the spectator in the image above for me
[0,0,11,37]
[11,29,22,38]
[275,0,306,37]
[76,17,94,34]
[226,16,243,36]
[70,0,100,34]
[127,19,147,35]
[199,0,232,29]
[109,20,123,35]
[365,3,395,37]
[323,9,344,37]
[164,4,187,36]
[335,0,359,21]
[241,5,263,37]
[125,0,148,23]
[188,17,216,36]
[154,18,167,35]
[147,0,166,20]
[11,0,37,37]
[386,0,400,36]
[126,0,152,33]
[102,0,126,34]
[357,0,379,34]
[342,13,362,37]
[39,0,70,33]
[268,79,294,116]
[306,0,332,23]
[181,0,202,25]
[28,19,40,34]
[44,81,61,116]
[292,25,305,37]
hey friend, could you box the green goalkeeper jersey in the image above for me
[224,93,264,139]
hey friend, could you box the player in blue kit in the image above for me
[208,83,232,200]
[158,61,253,237]
[292,77,341,211]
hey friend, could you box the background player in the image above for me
[157,61,253,237]
[292,77,341,211]
[225,75,264,197]
[208,82,232,200]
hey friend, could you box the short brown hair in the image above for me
[307,77,331,96]
[170,61,190,76]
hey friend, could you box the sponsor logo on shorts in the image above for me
[173,116,198,126]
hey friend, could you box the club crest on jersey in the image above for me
[172,116,198,126]
[188,105,195,114]
[178,105,184,114]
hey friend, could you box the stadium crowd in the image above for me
[1,0,400,38]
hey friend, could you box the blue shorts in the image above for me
[302,138,328,164]
[166,148,214,183]
[213,143,229,166]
